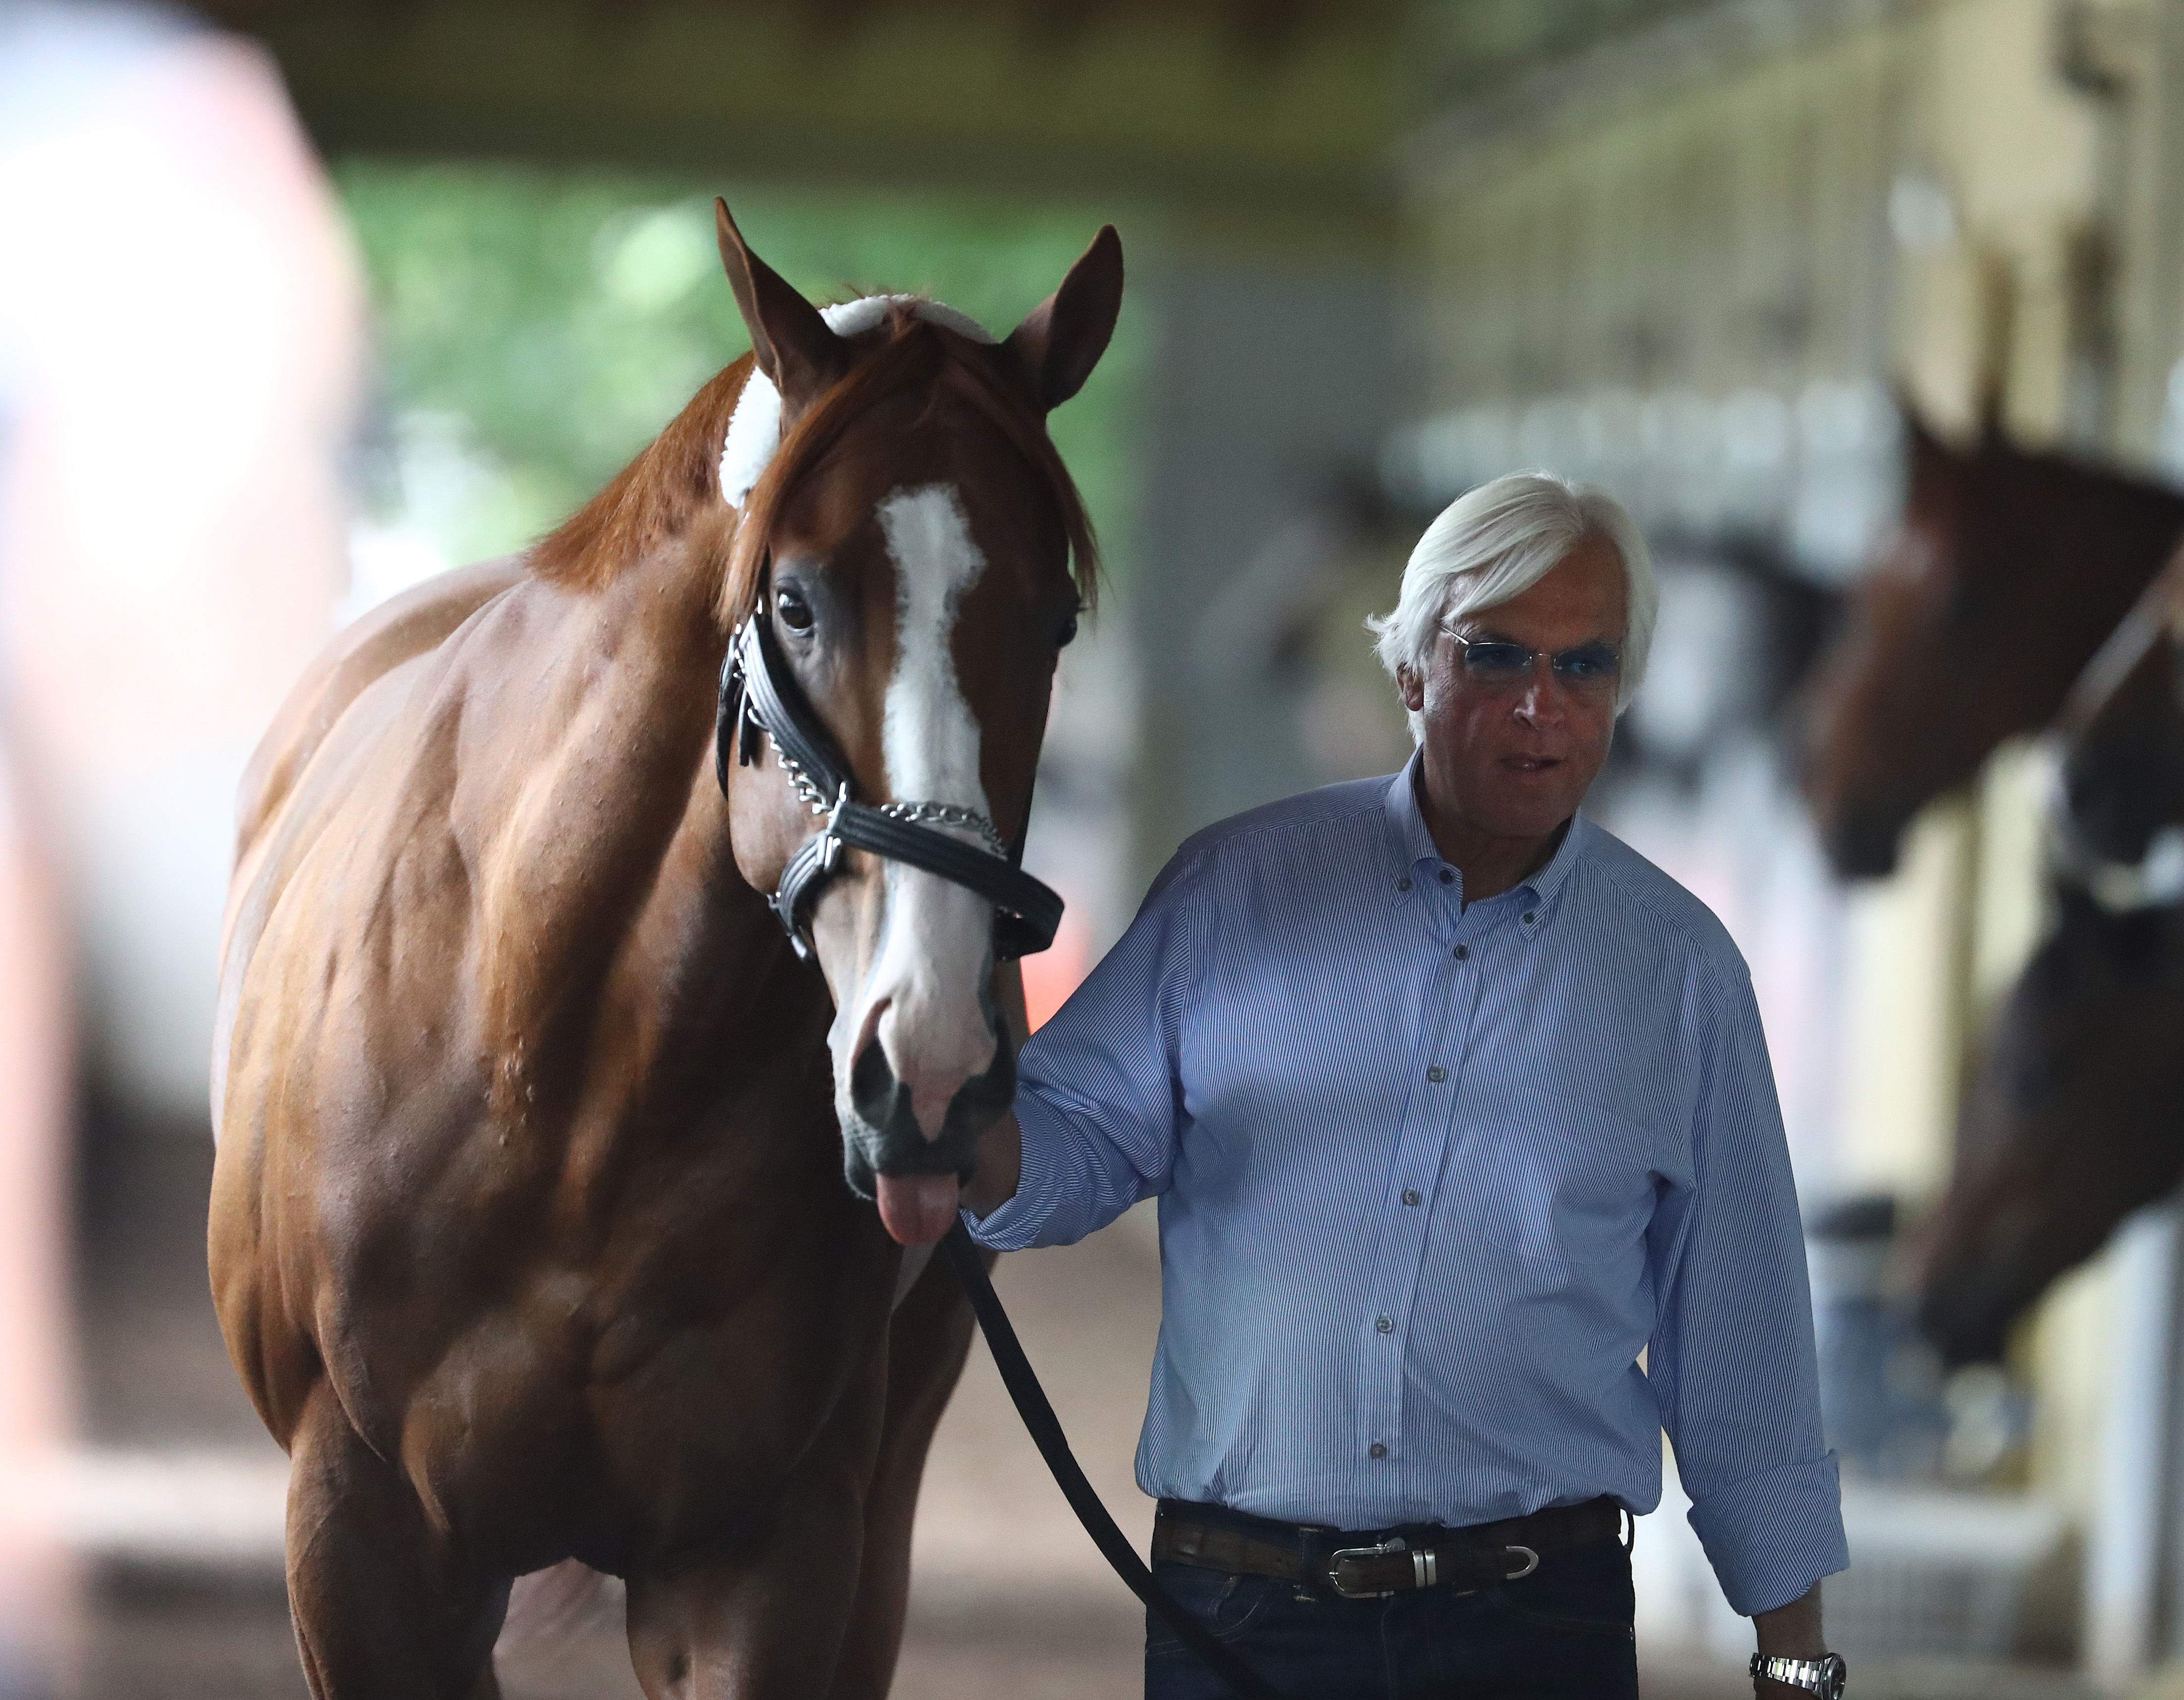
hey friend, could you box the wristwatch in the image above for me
[1750,1653,1847,1698]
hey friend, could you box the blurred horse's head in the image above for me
[1914,890,2184,1365]
[705,205,1120,1243]
[1802,411,2184,878]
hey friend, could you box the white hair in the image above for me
[1366,469,1657,742]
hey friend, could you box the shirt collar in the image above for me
[1381,749,1590,915]
[1382,751,1440,893]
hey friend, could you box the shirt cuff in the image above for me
[960,1092,1064,1251]
[1685,1452,1850,1616]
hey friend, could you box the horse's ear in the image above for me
[715,199,842,407]
[1005,225,1124,412]
[1895,386,1959,488]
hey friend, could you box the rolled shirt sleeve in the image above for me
[965,850,1204,1252]
[1647,961,1849,1616]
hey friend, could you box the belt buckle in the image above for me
[1328,1535,1412,1599]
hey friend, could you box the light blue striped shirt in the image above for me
[971,755,1848,1617]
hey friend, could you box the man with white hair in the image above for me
[965,472,1848,1699]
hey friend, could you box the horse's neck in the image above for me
[476,528,825,1102]
[2054,471,2184,609]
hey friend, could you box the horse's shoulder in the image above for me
[214,559,530,1148]
[234,556,528,862]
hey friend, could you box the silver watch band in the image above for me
[1749,1653,1846,1697]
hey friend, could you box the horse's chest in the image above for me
[382,1239,893,1561]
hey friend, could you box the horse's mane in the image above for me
[531,305,1099,628]
[530,359,749,591]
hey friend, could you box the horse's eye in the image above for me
[1056,611,1080,650]
[776,585,815,634]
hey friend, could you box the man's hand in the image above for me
[962,961,1029,1220]
[1752,1582,1824,1696]
[962,1109,1023,1218]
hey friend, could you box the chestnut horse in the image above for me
[208,204,1121,1698]
[1912,555,2184,1364]
[1802,413,2184,878]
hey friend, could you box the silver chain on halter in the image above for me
[755,724,1009,860]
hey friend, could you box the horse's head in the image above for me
[1912,888,2184,1365]
[710,203,1120,1245]
[1802,410,2184,878]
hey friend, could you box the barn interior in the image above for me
[8,0,2184,1695]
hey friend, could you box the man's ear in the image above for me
[715,198,843,410]
[1397,663,1425,715]
[1005,225,1124,412]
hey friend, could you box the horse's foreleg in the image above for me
[824,1253,981,1700]
[286,1380,511,1700]
[624,1456,869,1700]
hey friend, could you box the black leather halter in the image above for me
[716,611,1065,961]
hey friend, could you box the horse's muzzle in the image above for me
[841,1040,1016,1201]
[1822,804,1908,881]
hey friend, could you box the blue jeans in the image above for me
[1142,1541,1638,1700]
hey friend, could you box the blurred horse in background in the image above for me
[1802,412,2184,878]
[208,204,1121,1699]
[2058,551,2184,870]
[1914,892,2184,1364]
[1914,557,2184,1365]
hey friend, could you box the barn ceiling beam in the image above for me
[202,0,1407,252]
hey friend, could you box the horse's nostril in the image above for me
[850,1041,900,1130]
[849,1036,1016,1159]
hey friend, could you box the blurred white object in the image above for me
[2086,1205,2180,1680]
[0,739,75,1692]
[1627,561,1768,762]
[44,1448,288,1564]
[0,1,362,1121]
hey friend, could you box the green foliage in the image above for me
[336,160,1144,582]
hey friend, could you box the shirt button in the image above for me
[1437,869,1455,885]
[1523,911,1536,925]
[1375,1314,1394,1334]
[1402,1188,1421,1207]
[1453,944,1469,961]
[1397,877,1412,892]
[1368,1442,1388,1460]
[1426,1065,1447,1083]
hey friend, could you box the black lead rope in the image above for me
[941,1223,1293,1700]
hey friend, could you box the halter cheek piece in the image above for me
[716,609,1066,961]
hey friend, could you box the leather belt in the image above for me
[1151,1496,1625,1601]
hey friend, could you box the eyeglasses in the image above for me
[1442,629,1623,702]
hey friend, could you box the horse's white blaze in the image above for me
[837,484,998,1140]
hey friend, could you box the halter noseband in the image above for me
[716,610,1065,961]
